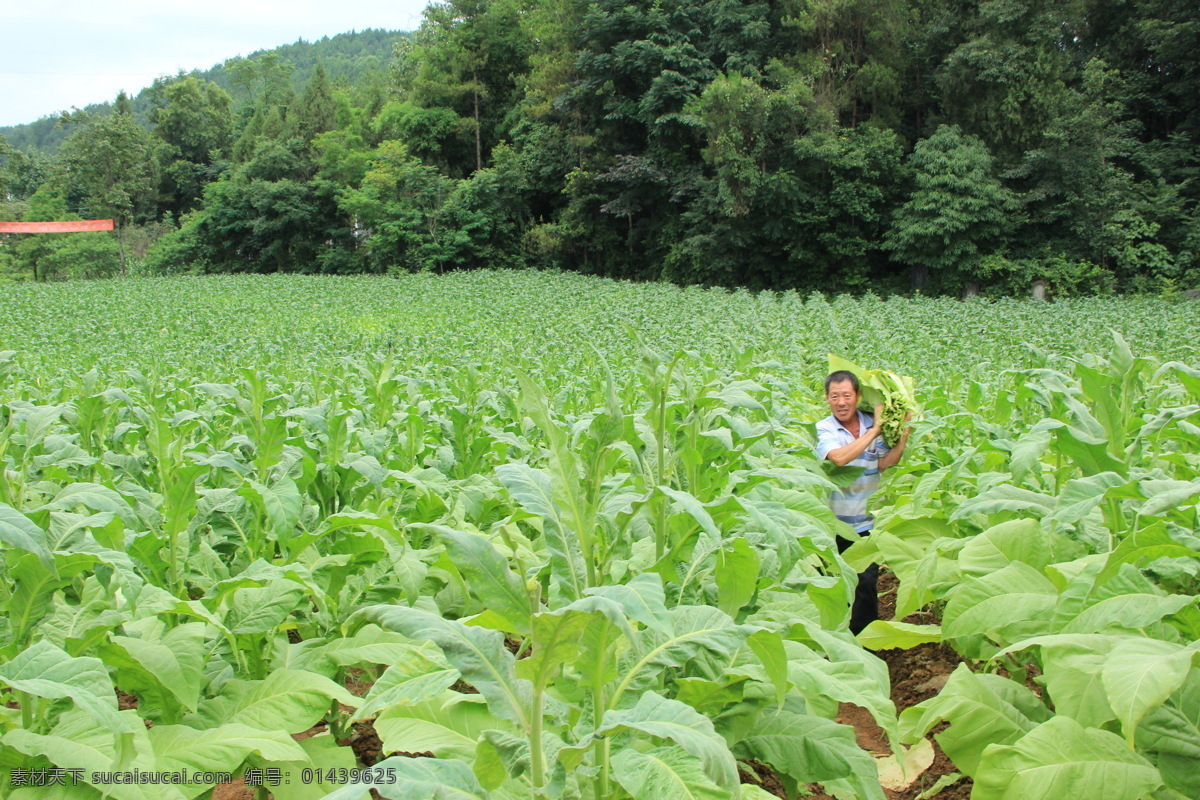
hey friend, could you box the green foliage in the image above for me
[34,233,123,280]
[58,108,156,227]
[1,273,1198,798]
[149,76,233,216]
[4,2,1200,292]
[885,125,1016,288]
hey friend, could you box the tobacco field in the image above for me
[0,271,1198,800]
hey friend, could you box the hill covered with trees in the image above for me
[2,0,1197,296]
[0,29,405,155]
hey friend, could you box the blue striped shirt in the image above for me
[815,410,890,532]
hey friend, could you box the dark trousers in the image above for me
[836,533,879,636]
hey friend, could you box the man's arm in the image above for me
[823,405,884,467]
[877,412,914,470]
[877,430,908,470]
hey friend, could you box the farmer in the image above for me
[815,369,910,635]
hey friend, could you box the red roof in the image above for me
[0,219,115,233]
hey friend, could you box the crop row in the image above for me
[0,273,1197,800]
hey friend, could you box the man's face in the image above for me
[826,380,859,425]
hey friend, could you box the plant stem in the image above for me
[594,687,611,799]
[530,689,547,796]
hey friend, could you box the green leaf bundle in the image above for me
[827,355,919,447]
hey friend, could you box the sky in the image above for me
[0,0,431,127]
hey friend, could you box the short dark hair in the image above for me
[825,370,860,394]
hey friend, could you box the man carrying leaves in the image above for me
[816,369,912,635]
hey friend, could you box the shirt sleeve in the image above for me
[815,420,839,460]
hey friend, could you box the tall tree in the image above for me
[885,124,1015,290]
[292,61,338,144]
[779,0,914,128]
[404,0,533,173]
[58,103,156,266]
[150,76,233,215]
[933,0,1084,163]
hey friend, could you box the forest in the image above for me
[0,0,1197,296]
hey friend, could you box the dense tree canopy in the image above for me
[2,3,1198,294]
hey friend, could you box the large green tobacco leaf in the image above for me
[611,747,731,800]
[296,627,440,677]
[1005,634,1121,728]
[1135,478,1200,518]
[351,646,458,722]
[495,463,587,602]
[0,502,53,568]
[265,735,359,800]
[7,551,101,649]
[735,700,883,800]
[786,628,899,747]
[224,579,307,634]
[240,476,302,541]
[355,604,532,729]
[316,755,488,800]
[1007,629,1200,746]
[957,519,1052,579]
[1098,524,1200,582]
[375,696,507,760]
[149,722,307,796]
[189,669,358,733]
[433,525,533,635]
[1101,638,1200,745]
[943,562,1058,643]
[949,485,1056,521]
[856,620,941,650]
[1050,422,1129,477]
[3,710,176,800]
[1007,421,1054,484]
[598,691,739,792]
[972,716,1162,800]
[900,664,1051,776]
[584,572,670,634]
[519,596,632,693]
[0,640,137,733]
[1137,669,1200,799]
[714,537,759,618]
[613,605,748,705]
[1060,593,1196,635]
[40,482,139,528]
[101,621,207,717]
[1049,472,1135,525]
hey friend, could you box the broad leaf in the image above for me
[972,716,1161,800]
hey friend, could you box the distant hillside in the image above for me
[0,28,408,155]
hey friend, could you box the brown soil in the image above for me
[872,570,972,800]
[881,642,963,712]
[344,667,374,698]
[211,778,257,800]
[739,759,788,798]
[451,678,480,694]
[116,690,138,711]
[337,720,388,766]
[836,703,890,755]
